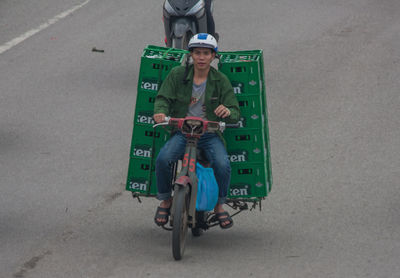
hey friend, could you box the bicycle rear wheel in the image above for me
[172,185,190,260]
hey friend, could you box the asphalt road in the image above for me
[1,0,399,277]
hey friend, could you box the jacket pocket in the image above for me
[210,96,220,108]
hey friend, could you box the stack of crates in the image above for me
[127,46,272,201]
[218,50,272,200]
[126,45,188,196]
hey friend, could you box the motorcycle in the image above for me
[162,0,215,49]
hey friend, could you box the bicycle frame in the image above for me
[171,136,199,227]
[152,116,253,231]
[168,117,215,227]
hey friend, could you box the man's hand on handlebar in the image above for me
[153,113,166,123]
[214,105,231,118]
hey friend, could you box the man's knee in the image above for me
[213,156,231,172]
[156,152,169,168]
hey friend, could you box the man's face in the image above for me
[191,48,215,71]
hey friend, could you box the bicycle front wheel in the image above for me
[172,185,190,260]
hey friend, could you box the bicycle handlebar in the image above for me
[152,116,239,135]
[224,123,241,128]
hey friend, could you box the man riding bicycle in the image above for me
[153,33,240,229]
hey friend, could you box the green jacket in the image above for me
[154,65,240,124]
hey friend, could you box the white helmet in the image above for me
[188,33,218,52]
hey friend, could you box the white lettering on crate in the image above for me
[137,115,155,124]
[141,81,159,91]
[133,148,152,158]
[230,186,249,196]
[237,117,245,128]
[233,86,242,94]
[228,151,247,162]
[232,82,244,94]
[130,181,147,191]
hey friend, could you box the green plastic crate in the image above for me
[229,162,268,198]
[130,125,169,156]
[219,50,266,105]
[134,91,156,112]
[230,79,263,96]
[146,45,188,56]
[219,52,262,63]
[137,76,163,93]
[236,95,264,128]
[139,59,177,80]
[134,110,156,126]
[142,45,188,62]
[225,130,267,165]
[236,114,264,129]
[139,46,187,80]
[219,59,262,85]
[226,147,267,165]
[225,127,266,147]
[126,157,157,195]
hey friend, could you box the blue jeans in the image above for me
[156,132,230,205]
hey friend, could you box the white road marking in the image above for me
[0,0,91,54]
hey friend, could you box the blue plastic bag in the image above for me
[195,163,219,211]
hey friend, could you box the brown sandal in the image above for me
[154,206,170,226]
[215,212,233,229]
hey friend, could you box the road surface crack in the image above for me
[13,250,52,278]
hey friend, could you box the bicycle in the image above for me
[153,116,239,260]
